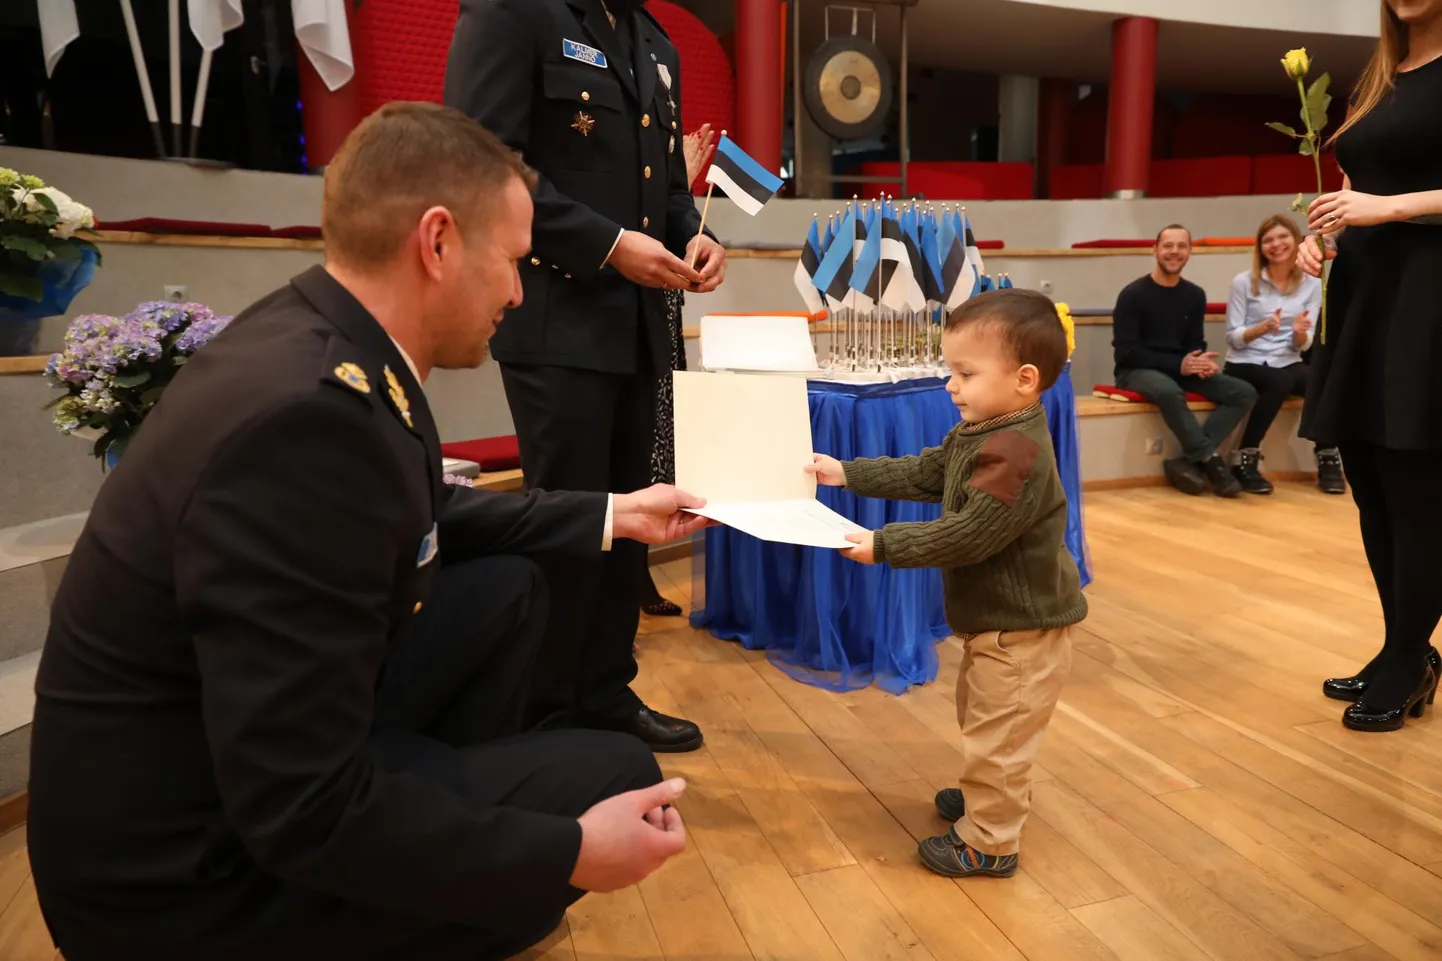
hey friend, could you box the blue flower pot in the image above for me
[104,447,121,471]
[0,247,99,357]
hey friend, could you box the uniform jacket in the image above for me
[444,0,708,378]
[27,266,607,958]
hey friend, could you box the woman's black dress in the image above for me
[650,288,686,484]
[1301,56,1442,448]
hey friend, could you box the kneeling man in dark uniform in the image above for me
[26,102,703,961]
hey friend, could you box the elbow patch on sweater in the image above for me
[969,430,1039,508]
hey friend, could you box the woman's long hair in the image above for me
[1328,3,1407,146]
[1251,214,1305,296]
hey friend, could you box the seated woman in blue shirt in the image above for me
[1223,214,1346,495]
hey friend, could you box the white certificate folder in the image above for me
[673,370,869,549]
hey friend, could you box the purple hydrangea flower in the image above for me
[128,301,216,334]
[174,314,232,353]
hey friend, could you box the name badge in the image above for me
[563,39,608,68]
[417,523,438,568]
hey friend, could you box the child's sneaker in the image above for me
[934,788,965,821]
[918,828,1018,878]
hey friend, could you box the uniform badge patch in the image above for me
[563,39,609,68]
[333,362,369,394]
[656,63,672,90]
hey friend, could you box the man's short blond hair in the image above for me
[322,101,537,269]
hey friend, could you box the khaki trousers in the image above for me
[953,626,1075,856]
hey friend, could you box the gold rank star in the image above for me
[571,111,595,136]
[333,362,369,394]
[383,366,413,428]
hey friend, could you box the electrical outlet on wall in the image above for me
[163,284,186,302]
[1145,437,1164,455]
[1039,280,1053,294]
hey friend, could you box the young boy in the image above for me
[808,288,1087,878]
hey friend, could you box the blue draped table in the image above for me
[690,363,1091,694]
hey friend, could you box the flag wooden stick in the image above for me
[686,183,714,271]
[119,0,166,157]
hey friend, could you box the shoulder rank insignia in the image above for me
[333,362,370,394]
[383,365,414,429]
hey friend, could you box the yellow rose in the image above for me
[1281,48,1310,80]
[1055,302,1075,359]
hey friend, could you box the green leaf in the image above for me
[113,371,152,389]
[138,386,166,408]
[1307,73,1331,112]
[1,234,51,261]
[1291,192,1308,213]
[30,192,57,215]
[1298,139,1315,156]
[172,355,189,367]
[1265,121,1299,137]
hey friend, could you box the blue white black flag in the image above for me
[705,134,784,216]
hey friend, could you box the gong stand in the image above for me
[791,0,916,199]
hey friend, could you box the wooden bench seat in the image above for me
[1076,395,1304,417]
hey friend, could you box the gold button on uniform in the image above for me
[413,601,423,614]
[643,165,652,179]
[581,91,590,101]
[641,113,650,127]
[671,120,677,129]
[642,216,650,228]
[530,257,540,265]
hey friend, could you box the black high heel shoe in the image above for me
[1324,646,1442,702]
[1342,666,1438,732]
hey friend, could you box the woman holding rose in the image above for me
[1298,0,1442,731]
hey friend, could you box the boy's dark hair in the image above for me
[944,289,1068,390]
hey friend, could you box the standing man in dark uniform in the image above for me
[445,0,727,751]
[27,102,704,961]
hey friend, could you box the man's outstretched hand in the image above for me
[613,484,712,543]
[570,778,688,892]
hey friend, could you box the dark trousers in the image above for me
[1222,361,1328,450]
[1116,367,1258,462]
[1337,444,1442,709]
[499,363,657,726]
[357,556,661,960]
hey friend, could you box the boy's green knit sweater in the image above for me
[842,404,1087,635]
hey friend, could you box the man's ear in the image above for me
[417,206,455,280]
[1017,363,1040,393]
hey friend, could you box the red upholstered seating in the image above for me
[97,218,275,236]
[1071,239,1152,248]
[1252,153,1344,195]
[857,162,1035,201]
[1094,385,1207,403]
[1205,302,1226,314]
[1194,237,1252,246]
[1049,164,1104,200]
[353,0,457,114]
[1149,156,1252,198]
[442,436,522,472]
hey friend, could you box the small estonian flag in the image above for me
[705,134,784,216]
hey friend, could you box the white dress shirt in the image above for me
[1224,269,1321,367]
[387,336,614,549]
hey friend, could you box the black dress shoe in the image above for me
[1324,646,1442,702]
[1342,667,1437,732]
[595,706,704,753]
[1202,455,1242,498]
[1163,457,1207,496]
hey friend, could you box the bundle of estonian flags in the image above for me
[794,204,990,318]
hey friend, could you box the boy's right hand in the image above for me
[806,453,846,487]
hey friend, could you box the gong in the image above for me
[802,35,893,140]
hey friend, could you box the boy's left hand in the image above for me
[841,532,876,564]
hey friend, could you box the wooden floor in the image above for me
[5,483,1442,961]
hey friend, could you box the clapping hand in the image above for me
[1253,308,1282,338]
[1180,350,1221,378]
[1292,309,1313,340]
[683,123,717,188]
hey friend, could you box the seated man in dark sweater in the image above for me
[1113,225,1257,496]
